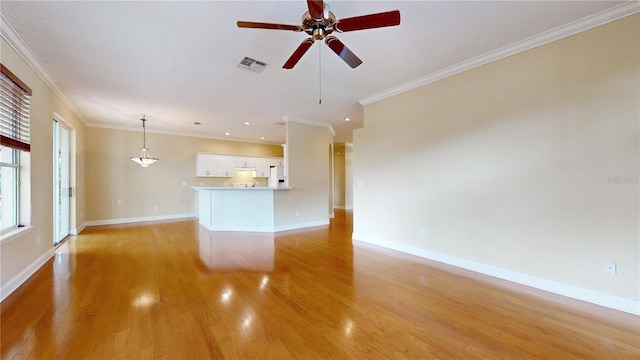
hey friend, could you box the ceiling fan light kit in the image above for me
[237,0,400,69]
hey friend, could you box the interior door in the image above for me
[53,120,70,245]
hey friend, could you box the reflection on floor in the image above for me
[198,227,275,272]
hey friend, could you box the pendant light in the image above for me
[130,115,158,167]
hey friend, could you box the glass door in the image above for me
[53,120,70,245]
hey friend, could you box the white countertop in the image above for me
[192,186,292,191]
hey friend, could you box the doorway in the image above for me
[53,119,70,245]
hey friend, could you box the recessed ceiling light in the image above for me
[244,121,251,125]
[224,132,231,136]
[344,117,351,122]
[260,136,265,140]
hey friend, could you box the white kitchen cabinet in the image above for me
[254,157,265,177]
[255,157,284,177]
[234,156,255,168]
[196,153,218,177]
[216,155,235,177]
[254,158,269,177]
[268,157,283,167]
[197,154,233,177]
[197,154,283,177]
[196,154,208,176]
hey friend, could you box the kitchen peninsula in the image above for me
[194,186,291,232]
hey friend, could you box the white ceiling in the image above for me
[0,1,629,144]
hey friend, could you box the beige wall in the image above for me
[344,144,353,210]
[275,121,332,227]
[333,144,346,208]
[1,37,86,288]
[85,127,282,223]
[333,143,353,210]
[353,15,639,305]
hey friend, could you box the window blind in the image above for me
[0,64,32,152]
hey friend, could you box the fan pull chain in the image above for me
[319,42,322,105]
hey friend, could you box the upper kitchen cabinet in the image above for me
[234,156,255,169]
[196,154,283,177]
[196,153,218,177]
[255,158,270,177]
[268,157,283,167]
[260,158,283,177]
[216,155,235,177]
[196,153,233,177]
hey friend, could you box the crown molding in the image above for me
[1,15,88,124]
[359,2,640,106]
[283,116,336,136]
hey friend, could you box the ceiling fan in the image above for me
[237,0,400,69]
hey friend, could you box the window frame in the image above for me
[1,145,20,233]
[0,63,32,241]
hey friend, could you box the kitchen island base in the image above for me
[196,187,288,232]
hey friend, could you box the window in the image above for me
[0,64,31,235]
[1,146,19,232]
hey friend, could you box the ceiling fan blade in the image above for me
[307,0,325,20]
[335,10,401,32]
[237,21,301,31]
[283,38,315,69]
[325,36,362,68]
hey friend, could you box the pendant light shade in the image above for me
[130,115,158,167]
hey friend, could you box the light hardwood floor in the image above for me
[2,210,638,359]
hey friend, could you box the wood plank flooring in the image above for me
[2,210,638,359]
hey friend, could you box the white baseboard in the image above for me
[1,248,55,302]
[84,213,196,227]
[205,225,276,232]
[352,233,639,316]
[71,223,86,235]
[198,219,330,233]
[275,219,330,232]
[333,205,353,210]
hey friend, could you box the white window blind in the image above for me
[0,64,32,152]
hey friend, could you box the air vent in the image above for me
[238,57,268,73]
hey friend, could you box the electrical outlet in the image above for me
[603,262,617,275]
[419,229,426,238]
[116,199,122,205]
[295,211,300,217]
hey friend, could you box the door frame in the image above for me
[53,113,76,244]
